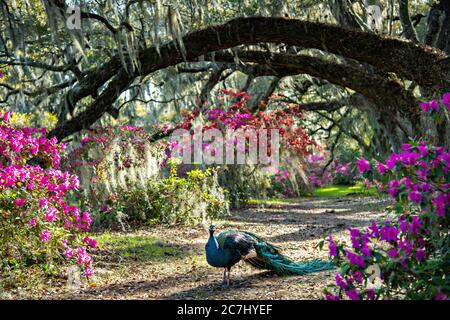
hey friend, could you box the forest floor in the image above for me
[6,194,393,300]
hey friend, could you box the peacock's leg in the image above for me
[222,268,227,284]
[226,267,231,287]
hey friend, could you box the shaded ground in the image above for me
[8,195,393,300]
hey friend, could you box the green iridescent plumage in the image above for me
[207,227,335,279]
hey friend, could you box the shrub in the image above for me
[92,160,229,229]
[65,125,164,208]
[0,112,94,286]
[167,91,313,205]
[306,151,358,191]
[322,93,450,300]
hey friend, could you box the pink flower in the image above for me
[335,273,347,290]
[417,144,428,157]
[3,111,11,122]
[84,268,94,277]
[83,236,97,248]
[328,235,338,257]
[40,230,51,242]
[356,158,370,173]
[378,163,387,175]
[15,198,26,206]
[408,191,422,204]
[441,93,450,107]
[28,218,37,227]
[325,293,340,300]
[387,248,399,258]
[368,221,380,238]
[399,239,413,256]
[420,100,439,112]
[45,207,58,222]
[346,251,365,268]
[38,198,47,207]
[409,215,422,234]
[380,225,399,243]
[416,247,426,262]
[434,293,448,300]
[353,271,363,284]
[65,247,74,258]
[366,289,376,300]
[81,211,93,226]
[345,289,361,300]
[387,180,400,198]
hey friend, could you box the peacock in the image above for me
[205,225,335,286]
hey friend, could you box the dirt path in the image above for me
[28,196,393,300]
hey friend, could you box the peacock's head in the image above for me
[209,224,216,234]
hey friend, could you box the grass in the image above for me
[96,233,182,262]
[313,184,377,197]
[247,198,300,205]
[248,184,378,205]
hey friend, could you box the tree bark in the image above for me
[399,0,419,42]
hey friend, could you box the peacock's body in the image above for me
[205,225,335,285]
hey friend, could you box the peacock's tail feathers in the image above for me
[242,231,335,276]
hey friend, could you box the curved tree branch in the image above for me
[48,16,449,140]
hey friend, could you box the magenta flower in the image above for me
[40,230,51,242]
[14,198,26,206]
[346,251,365,268]
[387,248,399,258]
[325,293,340,300]
[402,144,412,152]
[380,225,399,243]
[3,111,11,122]
[81,211,93,225]
[368,221,380,238]
[432,193,449,217]
[353,271,363,284]
[84,268,94,277]
[361,243,372,257]
[335,273,348,290]
[345,289,361,300]
[45,207,58,222]
[65,247,74,258]
[398,239,413,256]
[417,144,428,157]
[420,100,439,112]
[349,228,361,249]
[83,236,97,248]
[416,247,426,262]
[408,191,422,204]
[434,293,448,300]
[409,215,422,234]
[366,289,376,300]
[441,93,450,111]
[399,219,409,233]
[356,158,371,173]
[28,218,37,227]
[38,198,47,207]
[328,235,338,257]
[378,162,387,175]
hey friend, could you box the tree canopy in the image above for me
[1,0,450,155]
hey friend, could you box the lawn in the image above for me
[248,184,377,205]
[313,184,377,197]
[95,233,182,262]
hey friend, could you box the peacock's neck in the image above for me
[208,233,219,251]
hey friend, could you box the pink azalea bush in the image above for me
[0,112,94,281]
[323,93,450,300]
[306,150,356,191]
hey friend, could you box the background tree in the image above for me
[1,0,449,157]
